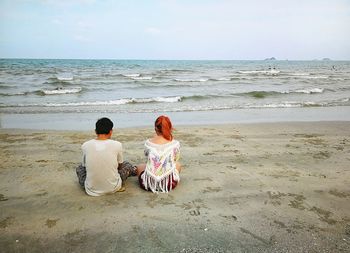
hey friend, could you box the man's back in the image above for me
[82,139,123,196]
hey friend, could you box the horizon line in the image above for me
[0,57,348,61]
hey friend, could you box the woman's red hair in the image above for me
[155,115,173,141]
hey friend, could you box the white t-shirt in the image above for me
[82,139,123,196]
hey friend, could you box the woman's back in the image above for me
[145,138,180,174]
[137,115,181,192]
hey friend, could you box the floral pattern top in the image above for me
[142,139,180,192]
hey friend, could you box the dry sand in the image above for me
[0,122,350,253]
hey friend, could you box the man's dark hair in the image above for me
[95,117,114,134]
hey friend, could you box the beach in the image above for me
[1,121,349,252]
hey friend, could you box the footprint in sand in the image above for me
[45,218,59,228]
[309,206,337,225]
[202,187,222,193]
[328,189,350,198]
[189,209,200,216]
[0,217,14,228]
[312,151,332,159]
[193,177,213,182]
[221,215,238,221]
[0,194,8,201]
[179,199,204,217]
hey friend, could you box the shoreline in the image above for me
[1,106,350,130]
[1,121,350,252]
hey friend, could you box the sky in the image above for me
[0,0,349,60]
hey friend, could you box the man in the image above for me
[76,117,137,196]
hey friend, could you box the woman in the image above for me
[137,115,181,193]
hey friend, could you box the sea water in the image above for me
[1,59,350,129]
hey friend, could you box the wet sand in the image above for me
[1,122,350,252]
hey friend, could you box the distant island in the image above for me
[264,57,276,61]
[322,58,331,61]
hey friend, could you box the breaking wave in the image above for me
[5,96,182,107]
[40,87,82,95]
[238,70,280,75]
[174,78,209,82]
[131,76,153,80]
[55,74,74,81]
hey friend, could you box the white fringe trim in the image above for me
[142,169,180,193]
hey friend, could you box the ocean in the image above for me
[1,59,350,130]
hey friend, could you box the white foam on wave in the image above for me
[131,76,153,80]
[174,78,208,82]
[238,70,280,75]
[293,73,309,76]
[261,103,300,108]
[0,92,27,96]
[123,73,140,77]
[130,96,181,103]
[300,75,329,79]
[340,98,350,102]
[153,96,181,103]
[287,73,331,79]
[294,88,324,94]
[245,101,324,109]
[289,72,310,76]
[212,77,231,81]
[37,96,181,106]
[42,87,82,95]
[56,74,74,81]
[278,88,325,94]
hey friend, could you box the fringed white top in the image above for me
[141,139,180,193]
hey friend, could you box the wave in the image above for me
[44,80,74,86]
[296,75,329,79]
[55,74,74,81]
[134,96,181,103]
[245,98,350,109]
[340,98,350,103]
[160,69,194,73]
[40,87,82,95]
[0,92,29,96]
[0,84,14,89]
[1,87,84,97]
[209,77,231,81]
[289,72,310,76]
[131,76,153,80]
[161,102,326,112]
[174,78,209,82]
[242,91,280,98]
[246,102,322,108]
[181,94,225,101]
[2,97,350,114]
[238,70,280,75]
[119,73,153,80]
[6,96,182,107]
[294,88,324,94]
[238,88,325,98]
[122,73,140,77]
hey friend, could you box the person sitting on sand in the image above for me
[76,117,137,196]
[137,115,181,193]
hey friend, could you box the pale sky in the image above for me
[0,0,349,60]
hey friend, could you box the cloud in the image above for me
[1,0,350,59]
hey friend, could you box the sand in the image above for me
[0,121,350,252]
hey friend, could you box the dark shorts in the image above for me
[76,164,86,187]
[76,161,137,188]
[138,171,178,191]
